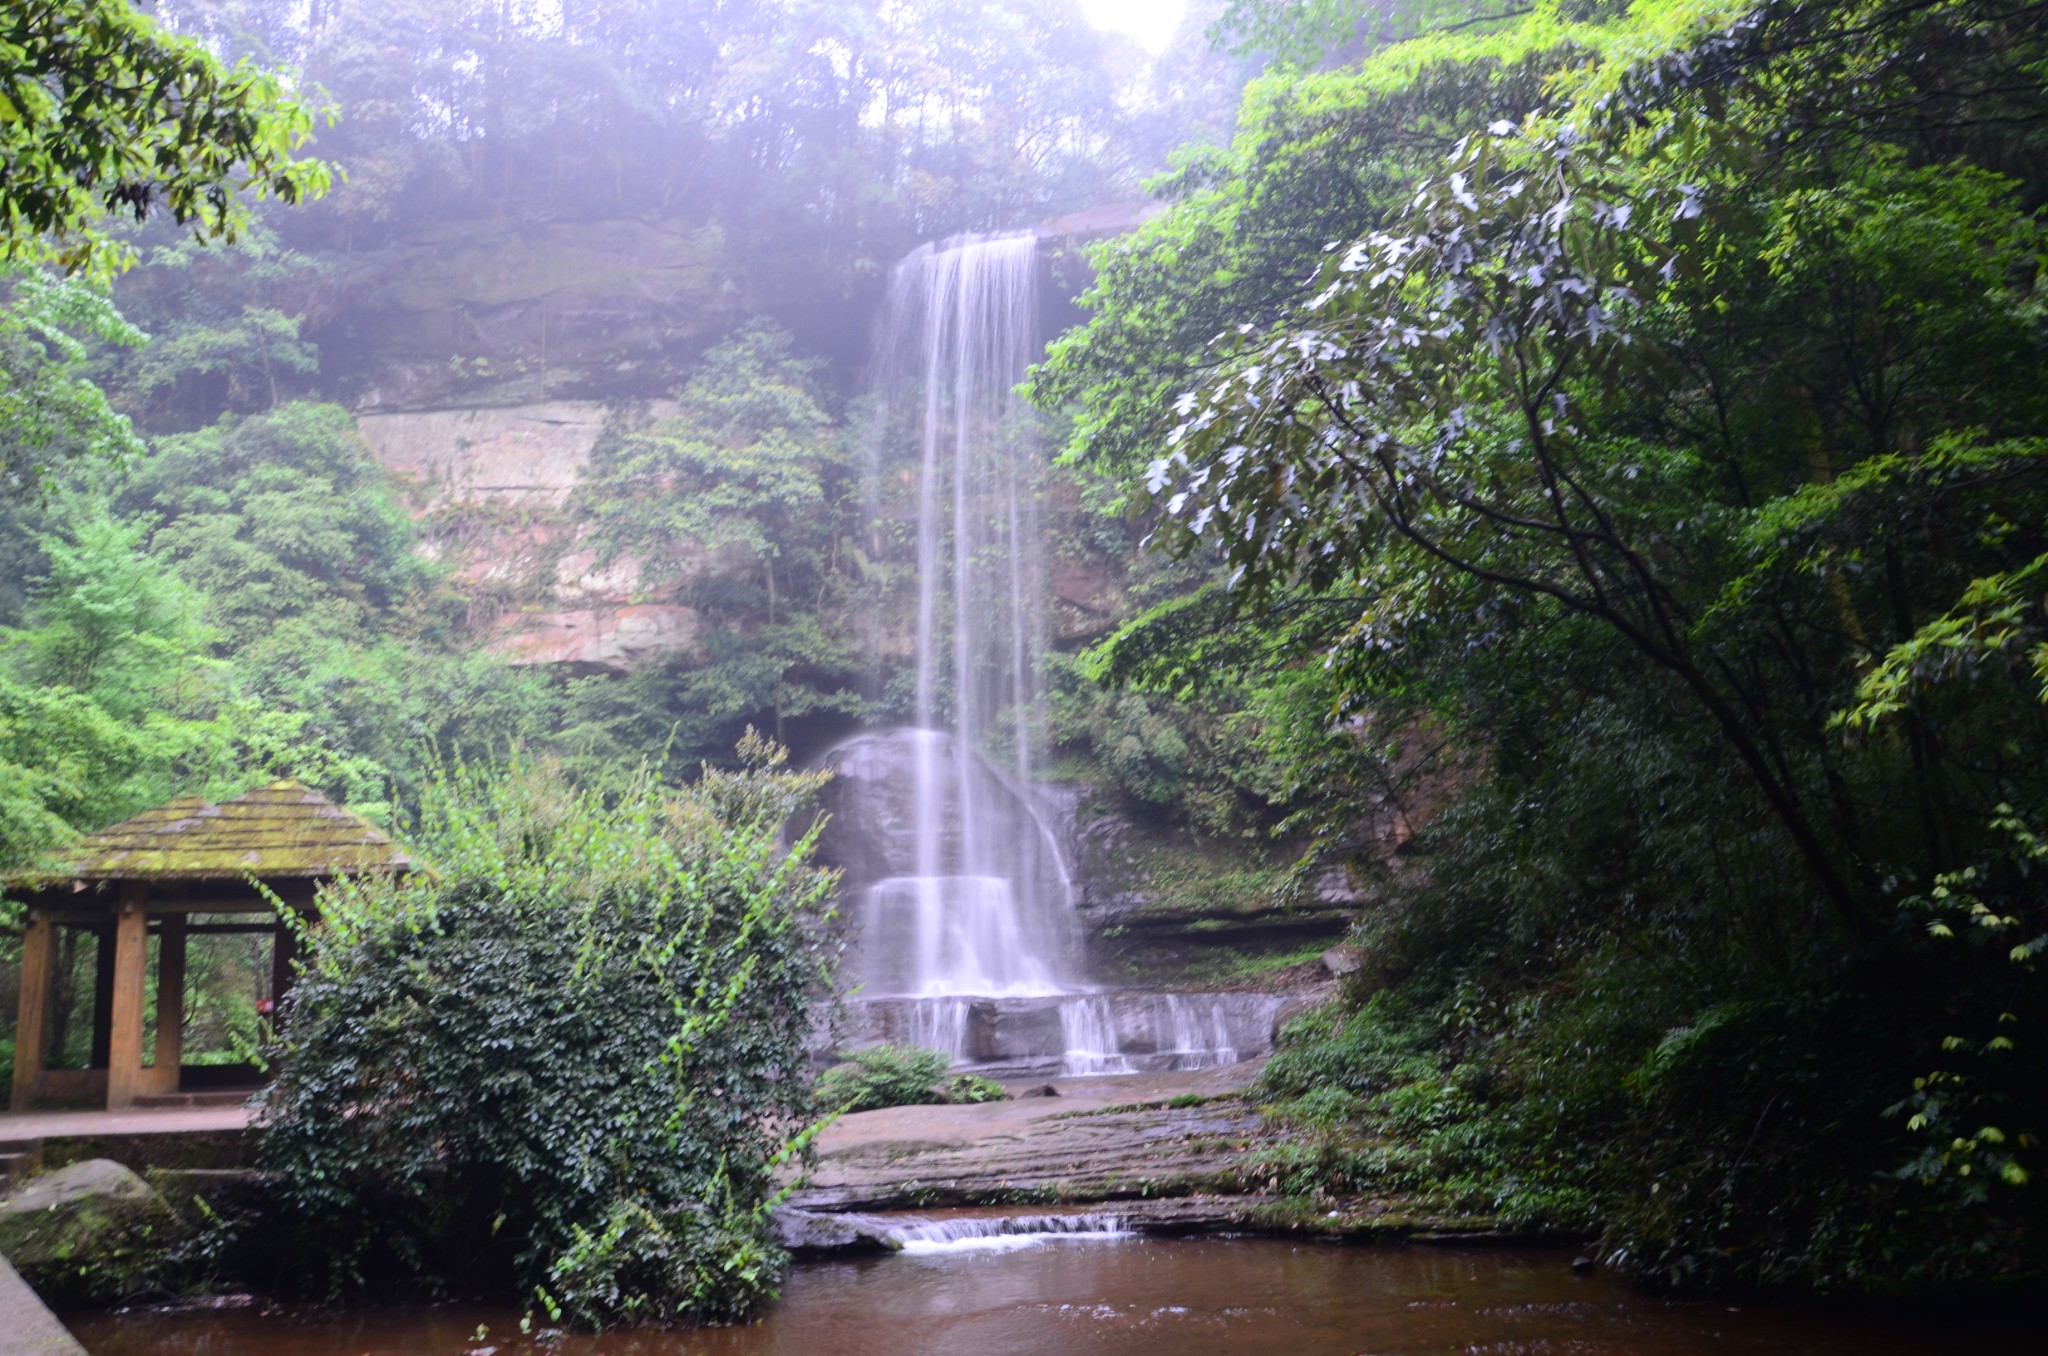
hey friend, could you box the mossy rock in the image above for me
[0,1160,185,1307]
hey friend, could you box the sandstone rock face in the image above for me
[358,402,610,509]
[0,1160,182,1307]
[356,400,709,673]
[1047,554,1122,645]
[490,603,703,671]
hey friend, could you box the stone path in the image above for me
[0,1105,250,1142]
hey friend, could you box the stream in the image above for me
[68,1235,2031,1356]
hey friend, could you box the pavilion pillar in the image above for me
[154,913,186,1085]
[89,923,115,1069]
[105,883,149,1110]
[11,909,54,1111]
[270,917,299,1013]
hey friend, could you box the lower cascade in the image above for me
[841,984,1286,1078]
[863,1212,1131,1254]
[819,232,1282,1080]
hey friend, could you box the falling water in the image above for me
[833,233,1280,1077]
[857,234,1080,1001]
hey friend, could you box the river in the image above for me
[68,1235,2030,1355]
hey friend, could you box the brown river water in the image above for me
[67,1238,2030,1356]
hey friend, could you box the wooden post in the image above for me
[89,923,115,1069]
[105,885,149,1110]
[155,913,186,1085]
[11,909,54,1111]
[270,916,299,1011]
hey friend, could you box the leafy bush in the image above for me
[945,1072,1008,1104]
[814,1043,950,1113]
[255,737,838,1325]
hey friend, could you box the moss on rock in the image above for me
[0,1160,186,1307]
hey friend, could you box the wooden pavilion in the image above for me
[5,780,410,1111]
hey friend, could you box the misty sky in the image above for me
[1079,0,1188,53]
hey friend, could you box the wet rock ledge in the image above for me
[781,1059,1500,1250]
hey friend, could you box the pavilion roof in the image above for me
[4,781,411,886]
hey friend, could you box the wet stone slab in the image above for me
[790,1062,1272,1212]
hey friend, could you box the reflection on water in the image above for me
[68,1240,2031,1356]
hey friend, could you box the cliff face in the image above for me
[356,401,704,673]
[325,206,1155,673]
[317,215,887,415]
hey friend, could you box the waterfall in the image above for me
[1059,995,1136,1076]
[825,233,1282,1080]
[856,234,1079,1001]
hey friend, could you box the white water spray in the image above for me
[880,1212,1131,1255]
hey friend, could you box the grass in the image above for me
[1168,939,1334,988]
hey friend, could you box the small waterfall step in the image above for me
[863,1210,1131,1254]
[844,989,1287,1078]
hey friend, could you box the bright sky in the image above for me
[1078,0,1190,54]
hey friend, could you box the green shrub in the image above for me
[814,1043,950,1112]
[945,1072,1008,1104]
[255,737,838,1325]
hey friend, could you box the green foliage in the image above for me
[814,1043,952,1114]
[544,1192,781,1330]
[946,1072,1009,1104]
[119,401,430,651]
[159,0,1130,289]
[0,486,404,866]
[7,504,214,718]
[579,322,863,752]
[0,672,153,865]
[1212,0,1513,67]
[1042,0,2048,1295]
[0,265,147,496]
[0,0,331,280]
[254,745,839,1325]
[585,323,843,622]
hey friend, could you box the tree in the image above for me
[0,0,331,279]
[0,264,147,498]
[581,322,863,750]
[1042,0,2048,1290]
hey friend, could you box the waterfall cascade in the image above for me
[875,1211,1131,1255]
[830,233,1282,1077]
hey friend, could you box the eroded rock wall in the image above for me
[356,400,704,673]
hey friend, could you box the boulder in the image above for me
[0,1160,184,1307]
[768,1207,899,1256]
[1321,945,1365,976]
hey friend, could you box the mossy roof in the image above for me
[6,781,411,885]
